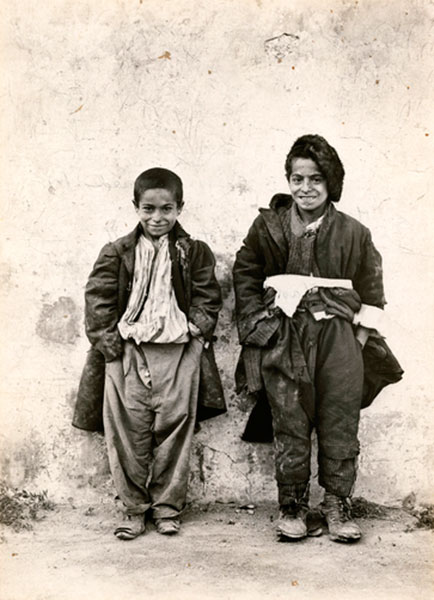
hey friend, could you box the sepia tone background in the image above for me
[1,0,433,510]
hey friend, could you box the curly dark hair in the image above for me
[284,134,345,203]
[133,167,183,207]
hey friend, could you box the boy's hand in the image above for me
[188,321,202,337]
[318,288,361,322]
[188,321,207,346]
[355,325,370,348]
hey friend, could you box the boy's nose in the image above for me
[301,178,311,191]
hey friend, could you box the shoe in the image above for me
[306,508,324,537]
[114,513,146,540]
[276,499,308,540]
[320,493,361,542]
[155,517,181,535]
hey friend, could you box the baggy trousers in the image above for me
[261,315,364,505]
[103,338,202,518]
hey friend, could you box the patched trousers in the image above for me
[103,338,202,519]
[262,315,364,504]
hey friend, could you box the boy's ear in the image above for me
[177,202,184,214]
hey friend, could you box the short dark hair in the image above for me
[284,134,345,203]
[133,167,183,206]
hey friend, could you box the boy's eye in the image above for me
[139,205,176,214]
[290,175,324,185]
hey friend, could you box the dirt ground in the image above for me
[0,501,432,600]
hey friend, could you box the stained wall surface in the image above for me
[1,0,433,507]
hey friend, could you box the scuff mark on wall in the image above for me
[36,296,80,345]
[230,178,251,196]
[70,104,84,115]
[0,262,13,293]
[264,33,300,61]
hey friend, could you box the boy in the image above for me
[233,135,402,543]
[73,168,224,539]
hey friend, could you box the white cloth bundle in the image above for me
[265,274,385,332]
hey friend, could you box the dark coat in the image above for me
[73,222,226,432]
[233,194,403,442]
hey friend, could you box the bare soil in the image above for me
[1,501,433,600]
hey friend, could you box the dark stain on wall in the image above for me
[65,389,77,409]
[215,253,234,302]
[0,262,12,285]
[0,433,46,486]
[194,443,206,485]
[36,296,80,345]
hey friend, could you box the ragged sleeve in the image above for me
[84,243,124,361]
[188,240,222,340]
[353,229,386,309]
[232,216,280,345]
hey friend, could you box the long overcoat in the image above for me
[72,222,226,432]
[233,194,403,442]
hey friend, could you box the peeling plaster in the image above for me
[0,433,47,488]
[193,441,254,500]
[264,33,300,61]
[36,296,80,345]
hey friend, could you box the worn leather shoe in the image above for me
[321,493,361,542]
[276,500,308,540]
[155,517,181,535]
[114,513,146,540]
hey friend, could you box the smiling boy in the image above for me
[75,168,224,539]
[233,135,402,543]
[288,158,328,220]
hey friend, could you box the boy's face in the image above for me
[288,157,328,220]
[135,188,182,239]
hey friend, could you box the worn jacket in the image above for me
[73,222,226,432]
[233,194,403,441]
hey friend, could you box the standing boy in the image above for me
[73,168,225,539]
[233,135,402,543]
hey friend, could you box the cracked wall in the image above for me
[1,0,433,508]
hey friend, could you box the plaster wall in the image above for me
[1,0,433,507]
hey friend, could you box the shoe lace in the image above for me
[326,495,352,522]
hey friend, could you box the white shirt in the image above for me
[118,234,189,344]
